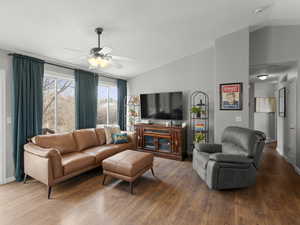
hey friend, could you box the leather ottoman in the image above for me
[102,150,154,194]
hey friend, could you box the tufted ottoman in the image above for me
[102,150,154,194]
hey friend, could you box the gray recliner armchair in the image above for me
[193,126,266,190]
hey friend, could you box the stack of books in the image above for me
[195,122,205,132]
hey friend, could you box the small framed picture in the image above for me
[219,83,243,110]
[278,87,286,117]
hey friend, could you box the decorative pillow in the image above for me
[112,133,129,144]
[104,126,121,144]
[104,128,113,144]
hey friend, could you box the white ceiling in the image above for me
[0,0,300,78]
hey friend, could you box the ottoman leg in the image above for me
[102,174,107,185]
[151,167,155,177]
[130,182,134,194]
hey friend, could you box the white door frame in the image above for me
[0,69,6,184]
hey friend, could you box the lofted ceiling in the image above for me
[0,0,300,78]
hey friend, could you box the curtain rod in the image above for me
[8,53,117,80]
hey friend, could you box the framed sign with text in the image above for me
[219,82,243,110]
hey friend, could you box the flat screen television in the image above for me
[140,92,183,120]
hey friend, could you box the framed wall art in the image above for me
[278,87,286,117]
[219,82,243,110]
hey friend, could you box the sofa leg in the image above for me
[102,174,107,185]
[130,182,134,194]
[47,186,52,199]
[23,174,28,184]
[151,167,155,177]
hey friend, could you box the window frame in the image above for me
[43,73,75,132]
[97,81,118,126]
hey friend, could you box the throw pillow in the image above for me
[104,127,113,144]
[104,126,121,144]
[112,133,128,144]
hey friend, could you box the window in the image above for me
[43,76,75,133]
[97,84,118,125]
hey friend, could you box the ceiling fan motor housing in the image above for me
[95,27,103,35]
[90,47,103,55]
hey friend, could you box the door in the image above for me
[285,79,297,165]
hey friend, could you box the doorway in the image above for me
[249,62,298,167]
[0,69,6,184]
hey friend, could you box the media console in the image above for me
[134,123,187,161]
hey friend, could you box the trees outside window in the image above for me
[43,76,75,133]
[97,85,117,125]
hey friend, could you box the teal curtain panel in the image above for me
[75,69,98,129]
[12,54,44,181]
[117,79,127,130]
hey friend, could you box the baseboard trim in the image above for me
[276,148,282,155]
[5,176,15,184]
[294,166,300,176]
[275,148,300,176]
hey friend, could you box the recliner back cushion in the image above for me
[221,126,259,157]
[95,128,106,145]
[32,132,78,154]
[73,129,99,151]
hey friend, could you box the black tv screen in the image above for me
[140,92,183,120]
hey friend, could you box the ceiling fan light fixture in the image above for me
[257,74,269,80]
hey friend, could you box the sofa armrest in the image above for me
[209,153,253,164]
[195,143,222,153]
[121,131,136,149]
[24,143,63,182]
[24,143,61,158]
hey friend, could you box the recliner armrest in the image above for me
[209,153,253,164]
[195,143,222,153]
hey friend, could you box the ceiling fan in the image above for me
[87,27,129,69]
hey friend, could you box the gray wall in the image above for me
[214,28,250,142]
[253,82,276,141]
[250,25,300,168]
[128,47,215,153]
[0,50,14,180]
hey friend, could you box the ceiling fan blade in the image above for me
[64,54,88,62]
[112,55,134,61]
[63,47,85,53]
[110,60,123,69]
[99,46,112,55]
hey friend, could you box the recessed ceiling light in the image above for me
[254,5,271,14]
[257,74,269,80]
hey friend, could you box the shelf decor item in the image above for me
[219,82,243,110]
[190,91,209,146]
[125,95,140,131]
[278,87,286,117]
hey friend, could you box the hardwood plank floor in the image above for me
[1,144,300,225]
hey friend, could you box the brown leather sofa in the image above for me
[24,128,136,198]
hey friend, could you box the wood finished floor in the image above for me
[1,144,300,225]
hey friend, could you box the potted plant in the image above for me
[191,106,201,118]
[194,132,206,150]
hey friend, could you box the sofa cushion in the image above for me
[62,152,96,175]
[83,143,132,163]
[73,129,99,151]
[32,132,77,154]
[95,128,106,145]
